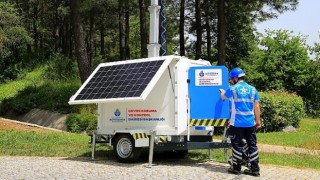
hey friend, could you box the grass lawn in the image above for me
[188,148,320,170]
[257,118,320,150]
[187,117,320,170]
[0,129,96,157]
[0,67,44,103]
[0,118,319,170]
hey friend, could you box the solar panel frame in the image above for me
[69,56,175,105]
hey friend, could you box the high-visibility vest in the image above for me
[226,81,259,127]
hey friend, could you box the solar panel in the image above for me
[73,60,165,101]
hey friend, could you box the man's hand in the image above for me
[219,89,226,100]
[255,121,261,129]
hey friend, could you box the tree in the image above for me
[303,35,320,116]
[118,0,125,60]
[139,0,148,58]
[70,0,91,83]
[304,59,320,116]
[195,0,202,59]
[0,2,32,82]
[215,0,298,66]
[0,2,32,56]
[204,0,212,62]
[2,0,301,82]
[179,0,185,56]
[224,1,256,67]
[242,29,309,93]
[217,0,226,65]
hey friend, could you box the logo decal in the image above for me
[195,69,222,86]
[240,87,248,96]
[199,70,204,77]
[110,108,125,122]
[114,109,121,116]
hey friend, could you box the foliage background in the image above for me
[1,0,320,133]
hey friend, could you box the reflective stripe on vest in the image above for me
[236,110,254,115]
[231,88,255,103]
[233,98,254,103]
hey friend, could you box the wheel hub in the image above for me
[117,138,133,158]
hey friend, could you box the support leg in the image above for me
[222,126,230,161]
[209,149,213,160]
[147,130,156,168]
[91,133,96,161]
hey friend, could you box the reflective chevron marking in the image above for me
[190,119,228,127]
[132,133,147,140]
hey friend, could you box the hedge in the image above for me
[259,91,305,132]
[66,113,97,134]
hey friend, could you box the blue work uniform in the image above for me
[224,81,260,171]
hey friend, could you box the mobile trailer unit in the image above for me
[69,55,231,164]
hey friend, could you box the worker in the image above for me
[219,67,261,177]
[227,77,249,168]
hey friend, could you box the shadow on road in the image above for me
[62,150,230,175]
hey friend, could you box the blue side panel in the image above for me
[189,66,230,119]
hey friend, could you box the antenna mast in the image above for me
[147,0,161,58]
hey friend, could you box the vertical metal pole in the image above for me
[148,130,156,168]
[209,127,214,160]
[147,0,161,57]
[223,126,229,161]
[209,149,213,160]
[187,97,191,141]
[91,133,96,161]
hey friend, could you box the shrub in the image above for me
[66,113,97,134]
[259,91,305,132]
[43,53,78,81]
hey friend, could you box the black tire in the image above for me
[113,134,141,163]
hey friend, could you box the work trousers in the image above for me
[229,125,260,171]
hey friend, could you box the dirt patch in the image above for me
[0,118,61,133]
[3,109,67,131]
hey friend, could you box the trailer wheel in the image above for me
[113,134,141,163]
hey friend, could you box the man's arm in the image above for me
[254,101,261,129]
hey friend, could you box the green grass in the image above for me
[0,67,45,102]
[188,149,320,170]
[1,128,319,170]
[259,152,320,170]
[0,129,111,157]
[212,118,320,150]
[0,66,82,114]
[257,118,320,150]
[0,115,319,170]
[189,117,320,170]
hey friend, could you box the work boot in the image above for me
[227,166,241,175]
[241,158,249,167]
[228,156,233,166]
[244,168,260,177]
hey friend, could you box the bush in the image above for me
[259,91,305,132]
[43,53,78,81]
[66,113,97,134]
